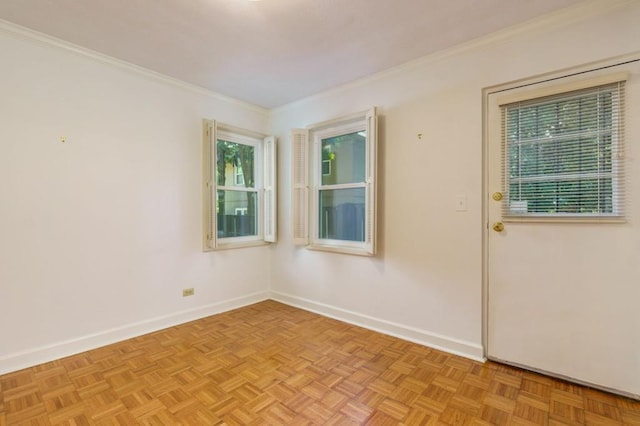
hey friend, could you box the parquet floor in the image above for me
[1,301,639,425]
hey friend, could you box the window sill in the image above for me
[306,243,374,257]
[204,240,272,252]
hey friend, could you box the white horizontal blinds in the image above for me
[263,136,277,243]
[364,107,377,255]
[501,81,625,219]
[291,129,309,245]
[203,119,217,249]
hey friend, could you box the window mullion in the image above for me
[319,182,366,190]
[218,185,257,193]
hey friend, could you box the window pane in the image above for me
[504,84,621,217]
[216,140,255,188]
[321,132,366,185]
[217,190,257,237]
[319,188,365,242]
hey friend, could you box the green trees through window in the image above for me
[504,83,623,217]
[216,140,257,238]
[202,119,276,250]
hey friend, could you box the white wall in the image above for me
[0,26,272,373]
[270,0,640,375]
[2,0,639,398]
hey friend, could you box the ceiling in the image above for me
[0,0,584,108]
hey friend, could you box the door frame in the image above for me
[481,52,640,398]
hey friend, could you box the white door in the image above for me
[486,58,640,397]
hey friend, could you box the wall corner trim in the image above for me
[269,291,485,362]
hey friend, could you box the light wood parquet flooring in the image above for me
[1,300,639,425]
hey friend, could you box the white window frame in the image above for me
[291,108,377,256]
[203,120,277,250]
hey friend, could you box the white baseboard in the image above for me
[0,291,485,375]
[0,291,269,375]
[270,291,485,362]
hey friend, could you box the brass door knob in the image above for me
[492,192,503,201]
[492,222,505,232]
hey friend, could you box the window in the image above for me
[234,165,245,186]
[203,120,276,250]
[292,108,377,256]
[500,78,625,219]
[321,159,331,176]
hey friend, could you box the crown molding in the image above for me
[0,0,632,116]
[272,0,633,114]
[0,19,269,116]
